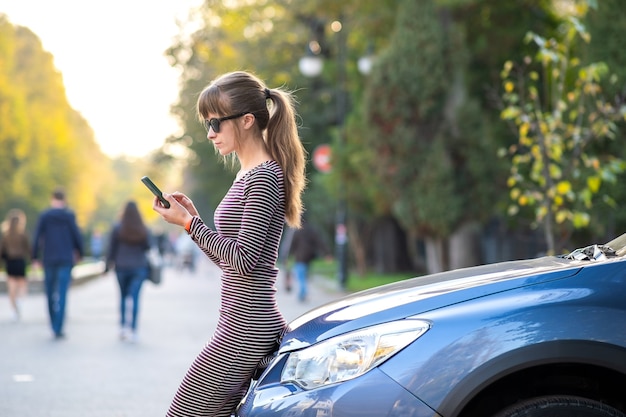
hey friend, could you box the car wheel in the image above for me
[492,395,625,417]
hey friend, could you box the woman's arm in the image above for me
[190,171,280,276]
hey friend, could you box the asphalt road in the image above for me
[0,257,344,417]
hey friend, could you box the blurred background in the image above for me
[1,0,625,288]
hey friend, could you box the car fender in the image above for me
[433,340,626,417]
[379,278,626,416]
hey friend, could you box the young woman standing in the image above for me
[153,71,306,417]
[0,209,31,321]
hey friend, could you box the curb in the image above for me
[0,260,107,293]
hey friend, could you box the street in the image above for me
[0,258,343,417]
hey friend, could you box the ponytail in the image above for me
[265,88,307,228]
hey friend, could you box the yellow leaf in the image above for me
[556,181,571,195]
[501,107,519,120]
[573,212,590,228]
[587,176,601,192]
[518,195,528,206]
[504,81,514,93]
[531,145,541,158]
[554,195,563,206]
[519,123,529,138]
[555,211,568,224]
[520,136,533,147]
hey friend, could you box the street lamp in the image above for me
[357,47,374,76]
[299,18,373,290]
[298,41,323,77]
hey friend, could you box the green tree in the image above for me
[500,16,626,254]
[580,0,626,240]
[0,16,117,232]
[359,0,502,273]
[337,0,561,274]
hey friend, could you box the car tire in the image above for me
[492,395,625,417]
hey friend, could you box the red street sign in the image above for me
[313,144,332,173]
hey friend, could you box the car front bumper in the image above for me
[236,367,439,417]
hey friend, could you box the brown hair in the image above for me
[2,208,26,237]
[0,209,29,257]
[117,201,148,244]
[52,187,66,201]
[197,71,307,228]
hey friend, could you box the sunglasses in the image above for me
[204,112,247,133]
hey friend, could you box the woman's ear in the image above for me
[242,113,256,130]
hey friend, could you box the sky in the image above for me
[1,0,203,158]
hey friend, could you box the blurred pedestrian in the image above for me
[154,228,170,256]
[90,228,104,260]
[174,232,197,273]
[288,215,329,302]
[0,209,31,321]
[152,70,306,417]
[32,188,83,339]
[277,226,295,293]
[105,200,151,343]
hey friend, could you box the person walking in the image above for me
[174,231,197,273]
[0,209,31,321]
[89,229,105,260]
[106,200,151,343]
[32,188,83,339]
[277,226,295,293]
[288,216,329,302]
[152,70,306,417]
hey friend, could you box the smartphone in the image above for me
[141,176,171,208]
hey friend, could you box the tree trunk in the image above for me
[543,204,555,255]
[406,229,426,274]
[370,216,412,274]
[449,222,482,269]
[348,218,368,276]
[424,236,445,274]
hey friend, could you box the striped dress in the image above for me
[167,160,287,417]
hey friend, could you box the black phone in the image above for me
[141,176,171,208]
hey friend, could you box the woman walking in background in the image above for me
[152,70,306,417]
[106,200,151,343]
[0,209,31,321]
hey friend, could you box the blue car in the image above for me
[237,235,626,417]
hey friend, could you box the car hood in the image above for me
[280,255,583,352]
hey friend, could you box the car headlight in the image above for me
[280,319,430,390]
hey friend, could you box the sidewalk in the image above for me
[0,256,344,417]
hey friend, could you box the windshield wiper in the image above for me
[561,244,617,261]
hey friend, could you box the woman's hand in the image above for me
[152,192,196,227]
[171,192,200,217]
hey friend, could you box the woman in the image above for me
[106,200,151,343]
[0,209,31,321]
[153,71,306,417]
